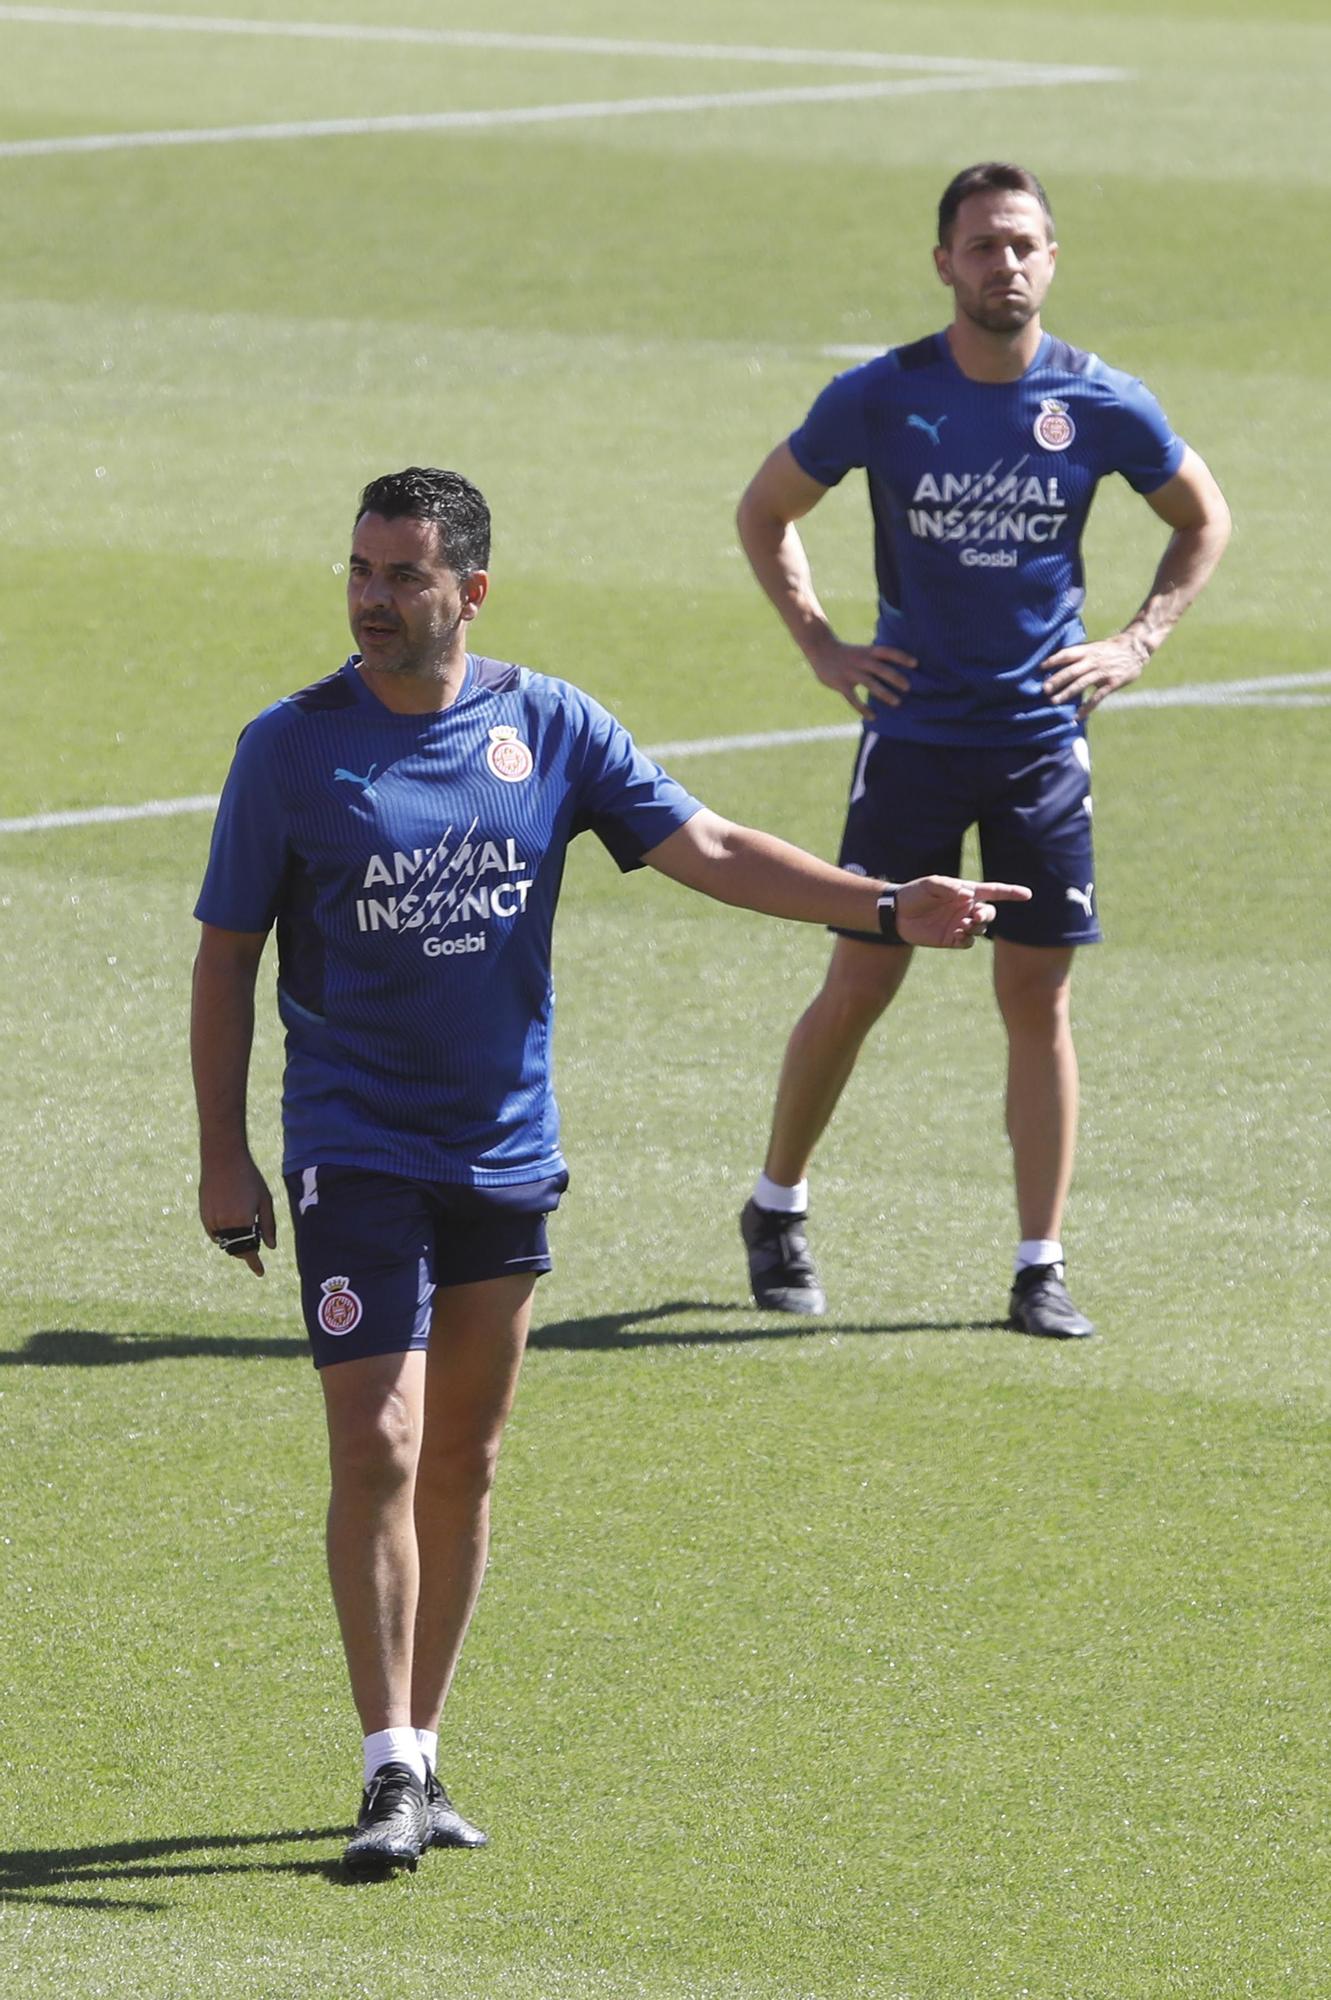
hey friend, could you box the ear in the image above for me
[460,570,490,621]
[933,243,952,288]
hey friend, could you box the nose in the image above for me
[359,569,392,608]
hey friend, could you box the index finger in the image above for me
[857,660,913,697]
[972,881,1032,903]
[836,684,875,720]
[1043,665,1091,699]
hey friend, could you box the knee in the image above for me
[994,958,1073,1035]
[811,957,905,1040]
[416,1428,503,1509]
[329,1389,420,1494]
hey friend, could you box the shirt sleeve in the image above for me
[787,367,869,489]
[568,694,703,873]
[1107,376,1187,495]
[193,714,292,932]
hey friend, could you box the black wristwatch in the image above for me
[876,888,902,945]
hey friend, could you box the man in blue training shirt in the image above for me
[737,162,1231,1338]
[191,466,1027,1875]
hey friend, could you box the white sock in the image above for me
[363,1726,426,1787]
[416,1728,439,1776]
[1016,1238,1064,1275]
[753,1172,809,1215]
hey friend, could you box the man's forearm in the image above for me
[737,500,834,665]
[191,946,260,1161]
[191,928,276,1268]
[651,812,884,930]
[1122,515,1232,660]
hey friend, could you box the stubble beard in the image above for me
[358,607,465,680]
[959,290,1040,337]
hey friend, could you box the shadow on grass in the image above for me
[2,1307,1005,1369]
[0,1329,307,1366]
[0,1825,351,1911]
[530,1298,1006,1350]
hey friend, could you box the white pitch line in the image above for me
[0,71,1120,160]
[0,7,1129,79]
[3,673,1328,838]
[647,723,856,760]
[0,793,223,834]
[1114,668,1331,706]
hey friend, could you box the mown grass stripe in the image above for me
[0,72,1127,160]
[0,7,1130,79]
[2,671,1326,836]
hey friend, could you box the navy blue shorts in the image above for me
[283,1165,567,1369]
[835,731,1102,948]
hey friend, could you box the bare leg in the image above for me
[320,1349,427,1734]
[410,1273,536,1736]
[764,936,913,1186]
[992,940,1078,1241]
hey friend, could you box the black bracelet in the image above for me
[213,1223,261,1257]
[876,888,902,945]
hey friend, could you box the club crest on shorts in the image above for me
[485,725,534,784]
[317,1275,363,1336]
[1033,398,1075,451]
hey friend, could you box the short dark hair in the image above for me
[937,163,1055,247]
[355,467,491,574]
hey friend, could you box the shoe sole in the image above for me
[753,1292,826,1316]
[344,1851,420,1877]
[344,1830,426,1876]
[1008,1311,1095,1340]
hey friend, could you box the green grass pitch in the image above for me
[1,2,1328,1995]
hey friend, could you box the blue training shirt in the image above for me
[195,654,702,1185]
[789,331,1186,746]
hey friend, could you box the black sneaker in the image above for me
[344,1761,428,1875]
[740,1199,826,1315]
[1008,1263,1095,1340]
[424,1766,488,1849]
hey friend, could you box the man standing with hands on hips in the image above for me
[191,466,1028,1875]
[737,162,1231,1338]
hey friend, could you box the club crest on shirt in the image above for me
[317,1275,363,1336]
[485,725,534,784]
[1033,398,1075,452]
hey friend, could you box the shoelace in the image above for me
[758,1218,816,1279]
[363,1767,418,1815]
[1016,1263,1065,1294]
